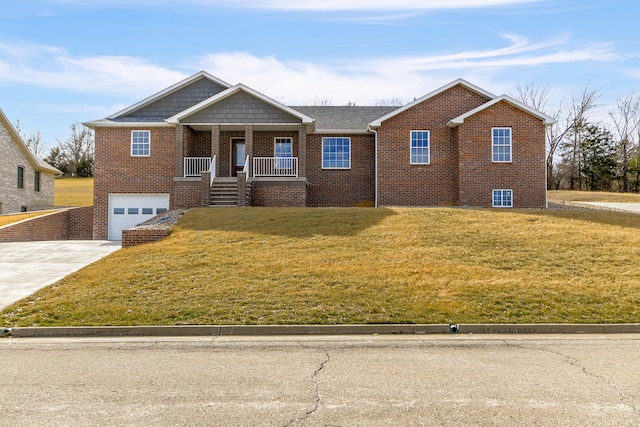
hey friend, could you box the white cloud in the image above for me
[0,34,623,108]
[196,35,621,105]
[0,43,187,97]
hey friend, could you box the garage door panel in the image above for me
[108,194,170,241]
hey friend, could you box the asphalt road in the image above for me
[1,335,639,426]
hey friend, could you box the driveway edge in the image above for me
[3,323,640,338]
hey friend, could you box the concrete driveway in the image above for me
[580,202,640,213]
[0,241,121,310]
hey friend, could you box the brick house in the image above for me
[0,108,61,214]
[85,71,553,240]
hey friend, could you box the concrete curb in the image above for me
[3,323,640,338]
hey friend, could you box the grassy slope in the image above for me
[3,207,640,327]
[0,210,57,227]
[54,177,94,206]
[549,190,640,203]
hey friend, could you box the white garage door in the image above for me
[108,194,170,241]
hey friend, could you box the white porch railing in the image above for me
[210,155,216,185]
[253,157,298,177]
[184,157,211,177]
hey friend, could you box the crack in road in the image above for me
[284,349,331,427]
[504,340,639,414]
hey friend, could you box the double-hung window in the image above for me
[493,189,513,207]
[410,130,430,164]
[322,137,351,169]
[17,166,24,189]
[274,137,293,170]
[131,130,150,156]
[492,127,512,162]
[34,171,41,192]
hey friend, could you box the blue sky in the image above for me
[1,0,638,152]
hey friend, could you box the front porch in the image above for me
[184,156,300,178]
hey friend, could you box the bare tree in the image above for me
[310,98,332,106]
[557,87,600,190]
[13,120,49,159]
[55,122,95,177]
[609,94,640,192]
[374,98,405,107]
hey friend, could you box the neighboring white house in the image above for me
[0,108,61,214]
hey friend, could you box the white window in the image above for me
[493,189,513,207]
[322,137,351,169]
[410,130,430,164]
[492,127,512,162]
[274,137,293,169]
[131,130,150,156]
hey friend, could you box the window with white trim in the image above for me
[131,130,150,156]
[492,189,513,207]
[410,130,430,164]
[274,137,293,169]
[492,127,512,162]
[322,137,351,169]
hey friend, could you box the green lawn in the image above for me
[3,207,640,327]
[54,177,93,206]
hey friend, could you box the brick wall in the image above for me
[306,134,376,207]
[93,127,176,239]
[0,206,93,242]
[121,228,170,248]
[172,178,202,209]
[377,85,491,206]
[251,180,307,207]
[456,101,547,208]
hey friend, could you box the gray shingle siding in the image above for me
[184,92,302,124]
[121,78,228,120]
[290,106,397,131]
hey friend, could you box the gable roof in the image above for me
[291,106,397,133]
[166,84,314,125]
[369,79,495,128]
[0,109,61,175]
[447,94,555,127]
[108,71,231,120]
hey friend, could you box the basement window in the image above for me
[492,189,513,207]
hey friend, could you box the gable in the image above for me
[370,79,494,128]
[447,95,555,127]
[118,77,229,121]
[0,109,60,176]
[179,90,304,124]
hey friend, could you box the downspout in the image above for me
[369,126,379,208]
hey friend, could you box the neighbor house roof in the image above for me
[447,95,556,127]
[291,106,397,133]
[0,108,61,176]
[369,79,495,128]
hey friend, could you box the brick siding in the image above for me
[377,85,491,206]
[93,127,176,239]
[456,101,546,208]
[307,134,376,207]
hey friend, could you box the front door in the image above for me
[232,138,246,177]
